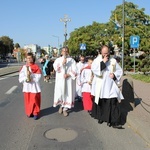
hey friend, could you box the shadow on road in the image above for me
[40,106,57,117]
[120,78,142,126]
[40,100,83,118]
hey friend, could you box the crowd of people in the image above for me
[18,45,124,128]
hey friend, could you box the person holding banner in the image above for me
[91,45,124,128]
[53,47,77,117]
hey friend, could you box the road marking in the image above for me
[0,73,19,81]
[0,77,6,81]
[5,86,18,94]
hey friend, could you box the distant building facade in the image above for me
[24,44,41,58]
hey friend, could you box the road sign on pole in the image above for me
[80,43,86,50]
[130,36,140,48]
[130,35,140,73]
[80,43,86,54]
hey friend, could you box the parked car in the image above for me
[0,56,17,63]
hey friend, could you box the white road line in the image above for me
[0,77,6,81]
[5,86,18,94]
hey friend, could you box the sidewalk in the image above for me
[0,66,150,145]
[120,75,150,146]
[0,65,21,77]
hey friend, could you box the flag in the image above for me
[114,13,122,29]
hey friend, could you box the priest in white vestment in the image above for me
[53,47,77,117]
[91,45,124,128]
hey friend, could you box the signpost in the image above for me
[130,36,140,73]
[80,43,86,54]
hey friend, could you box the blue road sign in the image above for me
[130,36,140,48]
[80,43,86,50]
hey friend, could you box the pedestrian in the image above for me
[76,54,87,102]
[91,45,124,128]
[49,58,55,79]
[42,54,51,82]
[53,47,77,117]
[80,57,93,114]
[19,52,42,120]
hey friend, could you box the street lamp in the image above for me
[60,14,71,47]
[52,35,60,56]
[122,0,125,75]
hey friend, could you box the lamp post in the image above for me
[60,14,71,47]
[52,35,60,56]
[122,0,125,75]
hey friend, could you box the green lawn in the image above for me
[129,74,150,83]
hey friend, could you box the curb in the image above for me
[0,71,19,77]
[127,112,150,146]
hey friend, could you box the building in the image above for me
[24,44,41,58]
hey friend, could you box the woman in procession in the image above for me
[42,54,51,82]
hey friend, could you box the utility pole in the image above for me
[122,0,125,75]
[52,35,60,56]
[60,15,71,47]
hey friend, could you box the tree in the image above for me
[0,36,14,56]
[68,22,109,56]
[109,2,150,71]
[67,1,150,72]
[14,43,20,49]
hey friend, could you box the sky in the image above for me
[0,0,150,48]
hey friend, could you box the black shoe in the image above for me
[98,120,103,124]
[27,114,34,118]
[112,124,122,129]
[30,114,34,117]
[107,123,112,127]
[88,111,92,115]
[33,115,38,120]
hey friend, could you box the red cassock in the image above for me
[82,92,93,111]
[80,66,93,111]
[19,63,42,116]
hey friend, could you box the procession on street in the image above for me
[18,46,125,129]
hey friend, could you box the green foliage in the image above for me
[0,36,14,56]
[14,43,20,49]
[67,1,150,73]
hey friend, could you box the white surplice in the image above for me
[91,55,124,104]
[76,61,87,97]
[19,64,41,93]
[53,56,77,109]
[80,68,92,93]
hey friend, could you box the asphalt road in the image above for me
[0,72,149,150]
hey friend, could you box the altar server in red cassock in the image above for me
[19,53,42,120]
[80,58,93,114]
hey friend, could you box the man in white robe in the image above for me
[53,47,77,117]
[76,55,87,101]
[91,45,124,128]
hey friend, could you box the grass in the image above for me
[129,74,150,83]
